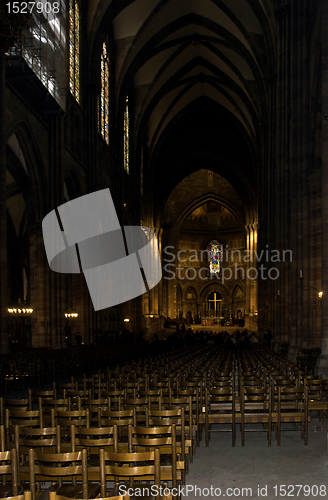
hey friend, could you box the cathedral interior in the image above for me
[0,0,327,373]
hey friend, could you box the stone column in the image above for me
[156,227,163,318]
[245,224,251,317]
[28,223,48,347]
[0,52,8,352]
[252,222,259,316]
[319,0,328,376]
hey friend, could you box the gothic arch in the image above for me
[6,119,46,221]
[184,286,197,301]
[232,284,245,299]
[199,283,230,300]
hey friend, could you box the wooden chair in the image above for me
[98,448,161,499]
[161,397,195,460]
[5,409,43,429]
[123,398,149,426]
[99,391,125,411]
[129,424,184,490]
[71,424,118,460]
[14,425,61,480]
[240,386,272,446]
[173,390,200,447]
[28,448,100,500]
[2,491,32,500]
[53,380,76,399]
[305,378,328,425]
[203,383,236,447]
[148,409,187,481]
[66,390,91,402]
[98,409,136,446]
[0,426,6,452]
[139,391,162,410]
[275,385,309,445]
[0,448,22,497]
[0,399,29,425]
[5,409,43,449]
[80,398,109,413]
[39,399,69,427]
[53,409,90,438]
[28,390,55,411]
[49,491,130,500]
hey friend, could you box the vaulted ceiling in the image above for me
[88,0,277,221]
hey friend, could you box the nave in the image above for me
[0,343,327,499]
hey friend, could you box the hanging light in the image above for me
[8,299,33,315]
[65,312,78,318]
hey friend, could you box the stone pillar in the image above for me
[245,224,251,317]
[150,227,160,316]
[157,228,163,316]
[245,222,259,331]
[252,222,259,316]
[28,223,48,347]
[0,52,8,352]
[318,0,328,376]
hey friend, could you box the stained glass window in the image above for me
[69,0,80,102]
[124,95,129,174]
[207,240,223,274]
[100,42,109,144]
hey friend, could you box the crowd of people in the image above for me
[165,326,257,349]
[63,324,273,352]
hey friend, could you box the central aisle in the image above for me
[184,419,327,500]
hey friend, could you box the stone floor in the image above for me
[184,419,327,500]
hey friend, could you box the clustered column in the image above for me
[0,52,8,352]
[319,0,328,376]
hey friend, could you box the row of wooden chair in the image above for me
[0,423,180,500]
[201,343,327,447]
[203,382,310,447]
[3,343,327,458]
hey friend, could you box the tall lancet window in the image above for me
[69,0,80,102]
[124,95,129,174]
[100,42,109,144]
[207,240,223,275]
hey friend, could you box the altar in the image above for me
[201,316,224,327]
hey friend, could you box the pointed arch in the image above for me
[6,119,47,221]
[185,286,197,301]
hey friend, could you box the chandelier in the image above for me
[8,298,33,315]
[65,311,78,318]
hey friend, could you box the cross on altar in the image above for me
[208,292,222,317]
